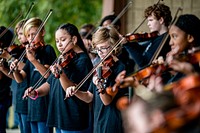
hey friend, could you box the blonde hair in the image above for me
[92,26,121,55]
[23,17,44,37]
[15,19,28,34]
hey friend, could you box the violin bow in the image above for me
[31,1,133,95]
[111,1,132,25]
[119,7,183,87]
[148,7,183,65]
[9,2,35,46]
[84,1,132,40]
[0,12,23,40]
[8,9,53,75]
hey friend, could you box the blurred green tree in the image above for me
[0,0,102,54]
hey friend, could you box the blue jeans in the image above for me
[56,128,89,133]
[30,121,52,133]
[0,102,10,133]
[17,113,31,133]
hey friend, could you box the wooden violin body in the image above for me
[54,49,76,78]
[153,74,200,133]
[94,56,116,94]
[7,44,25,58]
[125,31,158,42]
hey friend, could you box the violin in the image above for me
[94,56,115,94]
[94,56,115,78]
[152,79,200,133]
[106,63,167,97]
[7,43,26,58]
[174,50,200,64]
[55,49,76,78]
[125,31,158,42]
[152,101,200,133]
[31,41,45,51]
[163,74,200,92]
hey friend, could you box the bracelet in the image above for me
[29,90,38,100]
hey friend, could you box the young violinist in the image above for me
[13,19,31,133]
[99,14,135,75]
[0,26,13,133]
[147,14,200,91]
[10,17,56,133]
[24,23,93,133]
[125,3,172,68]
[65,26,128,133]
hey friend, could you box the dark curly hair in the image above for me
[144,3,172,27]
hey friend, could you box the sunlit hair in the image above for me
[15,19,28,35]
[144,3,172,27]
[23,17,44,37]
[92,26,121,55]
[57,23,88,54]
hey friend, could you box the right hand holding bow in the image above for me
[22,87,37,100]
[10,59,19,72]
[65,86,77,99]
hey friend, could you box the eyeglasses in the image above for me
[94,46,111,53]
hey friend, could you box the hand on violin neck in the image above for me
[26,47,36,62]
[9,59,19,72]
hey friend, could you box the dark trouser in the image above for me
[0,98,11,133]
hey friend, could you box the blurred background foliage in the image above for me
[0,0,102,54]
